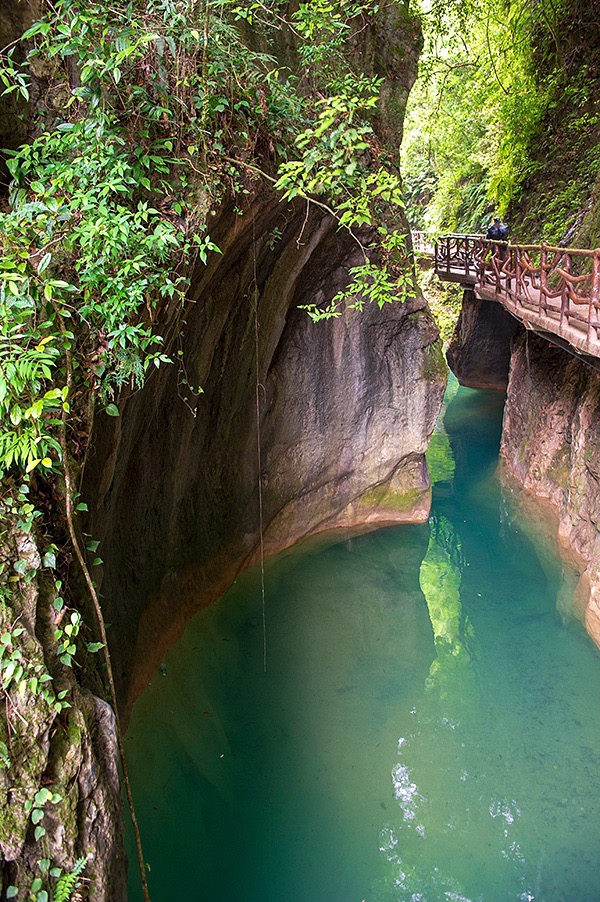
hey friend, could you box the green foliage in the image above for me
[0,2,421,891]
[418,268,462,341]
[24,787,64,844]
[0,0,413,478]
[0,47,30,101]
[53,856,87,902]
[403,0,599,238]
[292,0,380,79]
[54,612,81,668]
[4,855,87,902]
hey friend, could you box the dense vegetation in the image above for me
[402,0,600,244]
[0,1,418,898]
[1,0,598,897]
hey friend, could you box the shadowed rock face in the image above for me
[86,198,447,716]
[1,3,445,893]
[446,290,520,391]
[500,331,600,645]
[0,527,127,902]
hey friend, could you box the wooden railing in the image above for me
[435,234,600,352]
[434,233,483,280]
[411,231,435,255]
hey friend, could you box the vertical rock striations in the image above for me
[86,197,447,715]
[446,290,520,391]
[500,331,600,643]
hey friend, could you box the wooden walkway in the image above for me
[429,234,600,361]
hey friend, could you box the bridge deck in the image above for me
[432,236,600,362]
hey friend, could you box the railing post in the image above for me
[539,243,548,314]
[477,238,486,286]
[560,252,572,325]
[515,246,522,307]
[591,250,600,340]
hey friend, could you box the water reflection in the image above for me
[379,388,489,900]
[420,514,474,698]
[127,377,600,902]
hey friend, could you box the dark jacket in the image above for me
[487,222,509,241]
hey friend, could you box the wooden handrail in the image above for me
[434,234,600,354]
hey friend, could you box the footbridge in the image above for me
[427,233,600,364]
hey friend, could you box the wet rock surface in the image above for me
[86,197,447,717]
[446,289,520,391]
[500,331,600,646]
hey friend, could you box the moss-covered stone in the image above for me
[359,483,423,513]
[422,339,448,382]
[0,514,125,901]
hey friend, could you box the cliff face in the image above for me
[446,290,520,391]
[500,331,600,643]
[0,1,449,895]
[0,522,126,902]
[86,196,446,715]
[72,1,444,717]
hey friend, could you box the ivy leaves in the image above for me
[0,111,199,474]
[276,87,414,318]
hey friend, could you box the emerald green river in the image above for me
[126,377,600,901]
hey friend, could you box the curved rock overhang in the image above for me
[85,195,447,717]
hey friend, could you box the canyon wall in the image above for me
[0,2,448,895]
[86,196,447,716]
[499,331,600,642]
[0,521,126,901]
[446,290,520,392]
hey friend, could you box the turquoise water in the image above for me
[126,379,600,901]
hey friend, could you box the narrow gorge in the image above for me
[1,0,599,899]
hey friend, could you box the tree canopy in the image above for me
[402,0,600,242]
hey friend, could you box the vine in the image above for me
[0,0,418,897]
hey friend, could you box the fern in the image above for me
[53,857,87,902]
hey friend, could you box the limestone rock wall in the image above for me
[86,197,447,716]
[500,331,600,644]
[446,290,521,391]
[0,525,126,902]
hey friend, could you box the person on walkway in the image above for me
[486,216,509,259]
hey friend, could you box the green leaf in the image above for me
[105,403,119,417]
[34,825,46,842]
[42,551,56,568]
[37,252,52,274]
[87,642,104,653]
[34,787,52,805]
[6,887,18,899]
